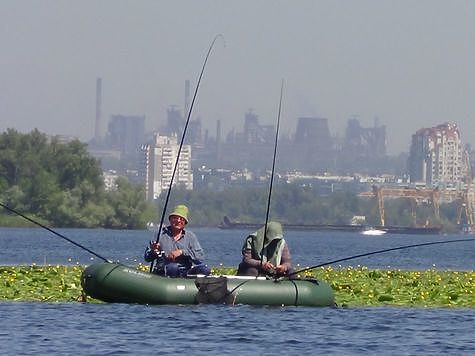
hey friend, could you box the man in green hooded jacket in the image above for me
[236,221,293,277]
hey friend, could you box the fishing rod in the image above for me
[259,79,284,270]
[150,34,225,272]
[0,202,110,262]
[289,237,475,278]
[227,81,284,296]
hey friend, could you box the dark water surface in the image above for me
[1,228,474,355]
[1,302,474,355]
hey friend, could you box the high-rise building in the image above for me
[144,133,193,201]
[408,123,467,188]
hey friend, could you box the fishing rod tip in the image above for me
[214,33,226,48]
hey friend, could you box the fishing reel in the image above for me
[150,247,166,274]
[149,240,165,258]
[265,270,287,282]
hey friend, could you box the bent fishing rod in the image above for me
[288,237,475,278]
[0,202,110,262]
[150,34,225,272]
[227,81,285,294]
[259,79,284,271]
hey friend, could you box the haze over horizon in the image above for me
[1,1,475,155]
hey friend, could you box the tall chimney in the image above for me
[94,77,102,142]
[184,79,190,118]
[216,119,221,144]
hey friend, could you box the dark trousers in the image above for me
[163,262,211,277]
[236,262,294,278]
[236,263,264,276]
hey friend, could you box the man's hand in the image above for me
[275,264,287,274]
[150,241,161,254]
[262,261,275,272]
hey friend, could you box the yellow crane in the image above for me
[359,185,440,227]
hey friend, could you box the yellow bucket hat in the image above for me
[168,204,189,224]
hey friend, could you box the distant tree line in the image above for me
[161,184,459,232]
[0,129,461,231]
[0,129,156,229]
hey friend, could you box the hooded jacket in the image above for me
[241,221,291,269]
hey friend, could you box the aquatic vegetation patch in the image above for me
[1,264,473,307]
[309,266,474,307]
[0,265,86,302]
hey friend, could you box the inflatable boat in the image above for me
[81,262,335,307]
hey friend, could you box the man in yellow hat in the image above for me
[144,204,210,277]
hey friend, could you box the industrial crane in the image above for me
[359,185,440,227]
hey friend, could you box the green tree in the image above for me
[106,177,156,229]
[0,129,154,229]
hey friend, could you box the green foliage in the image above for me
[0,265,86,302]
[314,266,475,307]
[153,184,461,231]
[1,265,473,307]
[158,185,381,226]
[0,129,155,229]
[105,177,156,229]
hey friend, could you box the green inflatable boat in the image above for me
[81,262,335,307]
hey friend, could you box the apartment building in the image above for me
[144,133,193,201]
[408,123,467,188]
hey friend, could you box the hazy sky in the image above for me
[1,1,475,154]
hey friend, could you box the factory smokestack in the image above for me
[216,119,221,144]
[94,77,102,142]
[184,79,190,118]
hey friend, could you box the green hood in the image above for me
[254,221,283,248]
[243,221,285,265]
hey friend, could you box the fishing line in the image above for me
[228,80,285,294]
[150,34,225,272]
[259,79,284,270]
[289,237,475,278]
[0,202,110,262]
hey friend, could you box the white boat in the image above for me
[361,228,387,236]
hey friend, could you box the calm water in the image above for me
[1,302,474,355]
[0,227,474,270]
[1,227,474,355]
